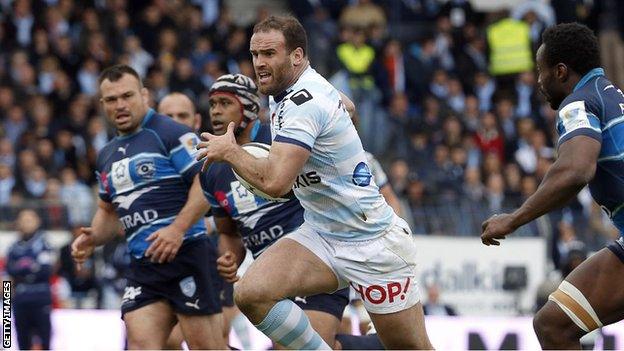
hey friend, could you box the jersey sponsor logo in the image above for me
[350,278,411,305]
[290,89,313,106]
[272,102,286,131]
[135,158,156,179]
[241,225,285,248]
[179,276,197,297]
[111,158,134,193]
[230,180,258,214]
[352,162,372,187]
[119,209,159,230]
[293,171,321,189]
[113,186,160,210]
[559,101,592,132]
[122,286,142,302]
[179,132,199,157]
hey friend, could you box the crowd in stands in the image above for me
[1,0,624,306]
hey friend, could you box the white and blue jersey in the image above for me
[96,109,206,259]
[200,122,304,258]
[555,68,624,234]
[269,66,395,240]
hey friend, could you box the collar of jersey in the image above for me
[250,119,261,141]
[574,68,604,92]
[115,108,156,140]
[273,65,313,103]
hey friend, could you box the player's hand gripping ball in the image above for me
[233,142,293,202]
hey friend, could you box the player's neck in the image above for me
[283,61,309,92]
[236,122,254,145]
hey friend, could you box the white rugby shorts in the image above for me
[285,217,420,314]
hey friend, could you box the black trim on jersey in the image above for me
[290,89,313,106]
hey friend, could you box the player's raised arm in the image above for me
[197,122,310,198]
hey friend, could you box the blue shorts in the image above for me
[121,237,222,317]
[291,288,350,320]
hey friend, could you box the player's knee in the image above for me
[233,279,275,313]
[533,304,581,346]
[533,309,555,341]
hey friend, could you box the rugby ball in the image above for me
[233,142,293,202]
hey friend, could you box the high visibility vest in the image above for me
[487,18,534,75]
[336,43,376,89]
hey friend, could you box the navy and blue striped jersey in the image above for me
[96,109,206,259]
[556,68,624,233]
[200,122,304,258]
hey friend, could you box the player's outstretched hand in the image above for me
[196,122,237,172]
[145,225,184,263]
[216,251,239,283]
[481,213,516,246]
[71,227,96,271]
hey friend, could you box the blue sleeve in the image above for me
[200,167,228,217]
[157,119,203,183]
[556,99,602,146]
[96,170,112,202]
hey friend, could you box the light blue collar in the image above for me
[250,120,261,141]
[574,68,604,92]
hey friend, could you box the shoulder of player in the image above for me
[255,123,273,144]
[95,140,120,169]
[281,88,336,116]
[559,89,601,117]
[144,111,194,137]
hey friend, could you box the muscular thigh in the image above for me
[563,248,624,325]
[240,236,339,299]
[125,300,176,349]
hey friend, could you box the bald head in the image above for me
[158,92,201,131]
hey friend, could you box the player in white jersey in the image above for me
[196,15,432,349]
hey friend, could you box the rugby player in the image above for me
[481,23,624,349]
[196,16,432,349]
[71,65,225,349]
[158,91,237,348]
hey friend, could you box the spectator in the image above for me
[423,284,457,316]
[0,163,15,207]
[6,209,55,350]
[59,167,95,226]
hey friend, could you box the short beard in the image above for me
[262,62,292,96]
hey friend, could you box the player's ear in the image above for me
[140,87,150,104]
[194,113,201,131]
[291,47,304,67]
[555,63,569,82]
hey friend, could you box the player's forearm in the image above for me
[510,162,589,229]
[171,175,210,233]
[91,206,123,246]
[380,184,403,218]
[224,145,291,197]
[218,233,246,265]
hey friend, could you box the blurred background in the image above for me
[1,0,624,349]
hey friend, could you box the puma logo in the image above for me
[117,143,129,156]
[185,298,200,310]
